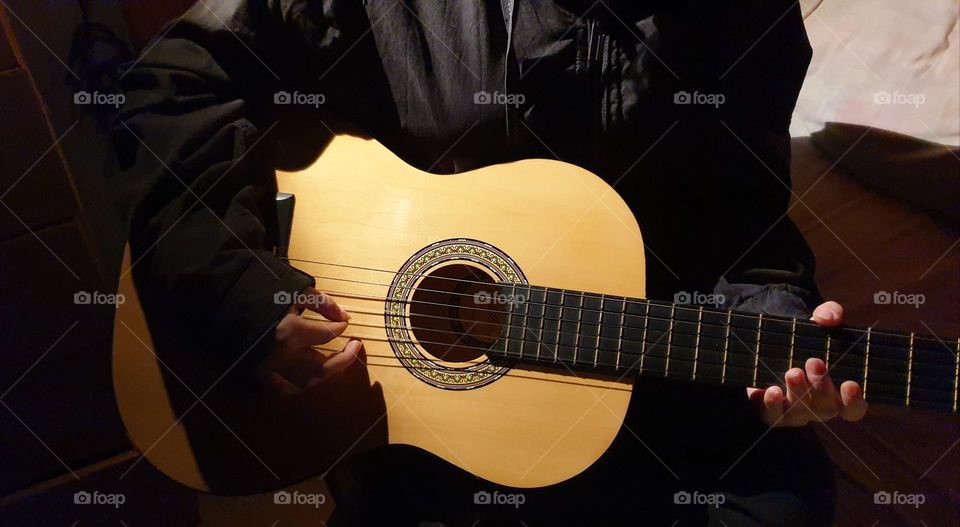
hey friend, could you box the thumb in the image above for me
[811,301,844,327]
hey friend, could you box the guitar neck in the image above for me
[488,284,960,413]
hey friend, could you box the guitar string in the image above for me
[289,257,831,329]
[301,311,954,385]
[325,288,956,372]
[318,346,933,399]
[302,317,950,397]
[306,353,632,391]
[308,303,952,372]
[302,283,954,364]
[310,344,900,398]
[320,282,943,351]
[312,347,949,407]
[288,256,951,344]
[292,266,950,346]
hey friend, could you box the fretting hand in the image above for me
[749,301,869,427]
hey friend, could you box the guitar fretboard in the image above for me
[486,284,960,413]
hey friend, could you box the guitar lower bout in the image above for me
[113,134,646,494]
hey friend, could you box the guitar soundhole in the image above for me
[409,263,506,364]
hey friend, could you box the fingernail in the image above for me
[809,358,826,375]
[787,369,803,384]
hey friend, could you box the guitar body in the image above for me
[113,135,645,495]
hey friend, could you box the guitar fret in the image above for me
[594,295,604,368]
[906,332,914,406]
[863,327,872,400]
[504,284,515,357]
[789,318,797,370]
[573,292,584,366]
[664,304,676,377]
[616,299,626,371]
[825,332,832,369]
[556,290,564,363]
[505,284,523,358]
[753,314,763,387]
[503,284,513,357]
[639,302,649,374]
[721,310,732,384]
[519,286,529,359]
[692,307,703,380]
[534,288,542,362]
[516,285,522,359]
[954,338,959,413]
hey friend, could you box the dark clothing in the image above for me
[113,0,832,524]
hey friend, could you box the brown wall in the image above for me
[0,3,125,495]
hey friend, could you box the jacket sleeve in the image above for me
[706,0,821,319]
[112,0,350,364]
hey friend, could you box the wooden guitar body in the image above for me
[113,135,645,494]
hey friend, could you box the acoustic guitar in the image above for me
[112,134,959,495]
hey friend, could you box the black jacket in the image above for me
[114,0,818,366]
[113,1,834,523]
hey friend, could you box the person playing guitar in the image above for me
[113,1,869,525]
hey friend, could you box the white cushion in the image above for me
[792,0,960,145]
